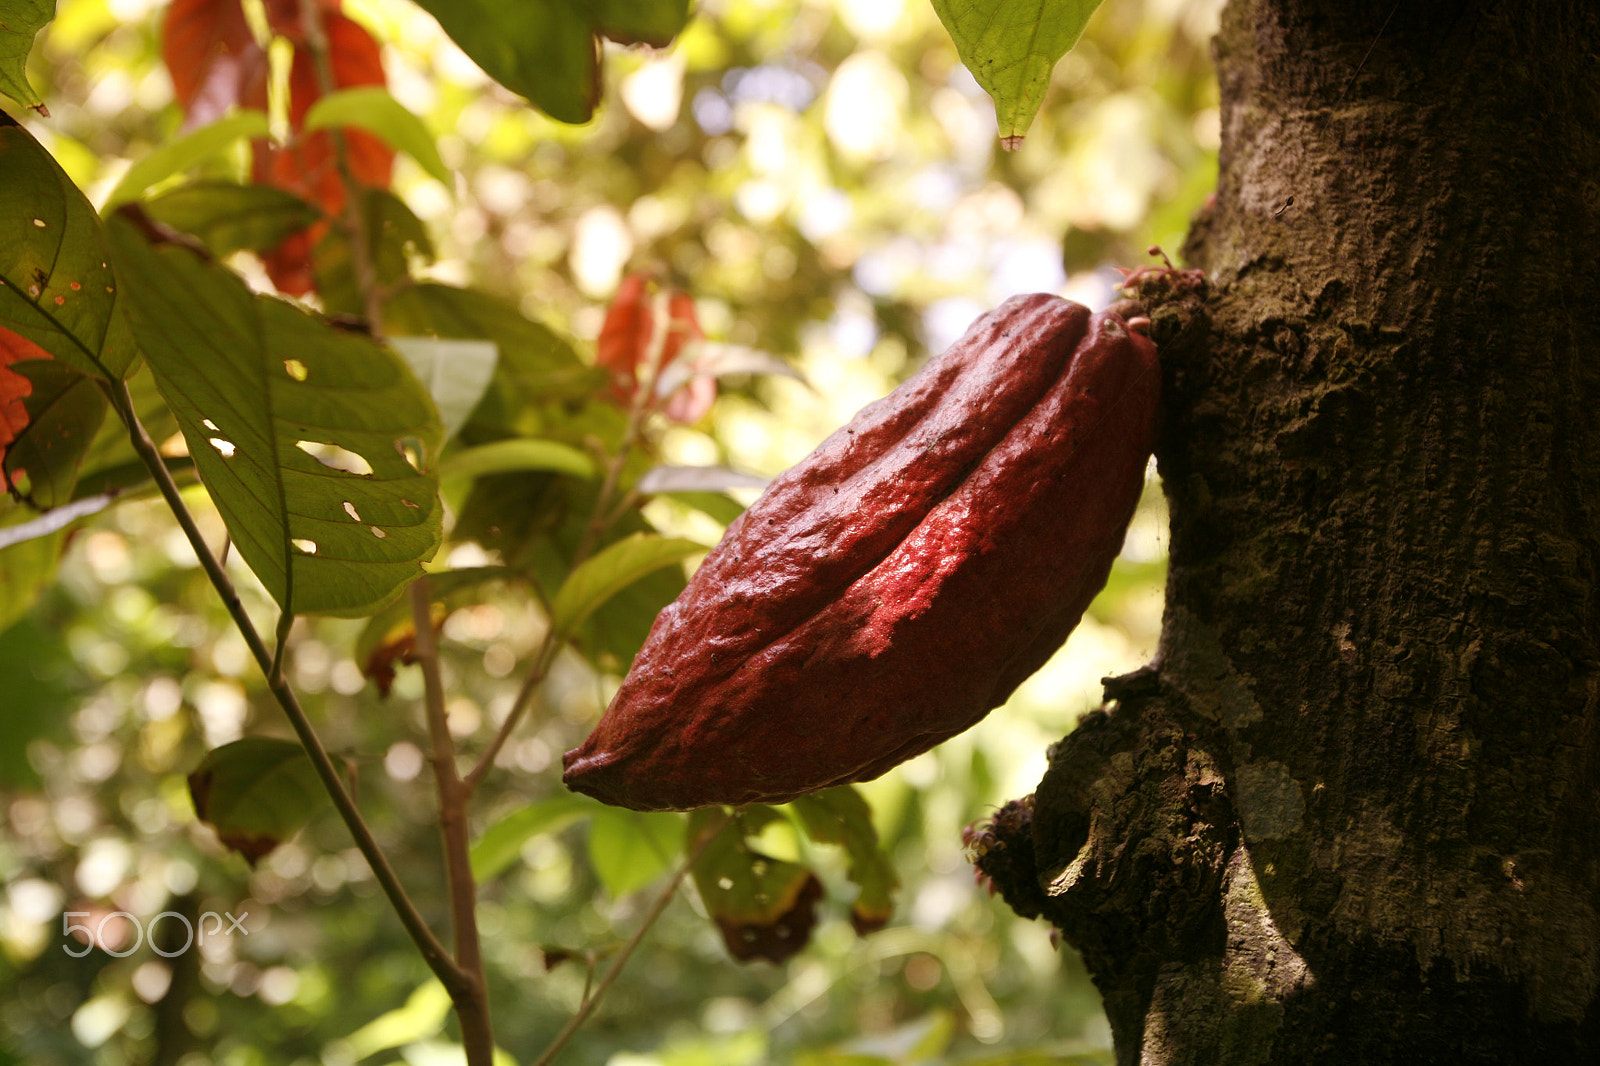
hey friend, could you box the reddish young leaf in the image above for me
[596,274,712,422]
[262,0,343,43]
[0,326,46,478]
[163,0,268,126]
[249,8,394,294]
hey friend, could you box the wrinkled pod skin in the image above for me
[563,294,1161,811]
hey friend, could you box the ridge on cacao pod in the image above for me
[563,293,1161,811]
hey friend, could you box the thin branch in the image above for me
[411,577,494,1065]
[298,9,492,1058]
[529,810,729,1066]
[464,633,556,791]
[102,377,467,996]
[0,491,119,550]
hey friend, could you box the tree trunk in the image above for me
[975,1,1600,1061]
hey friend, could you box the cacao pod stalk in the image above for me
[564,294,1160,811]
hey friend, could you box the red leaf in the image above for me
[247,6,393,294]
[0,327,49,487]
[163,0,269,126]
[263,0,343,42]
[596,273,711,420]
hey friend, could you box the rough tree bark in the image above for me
[974,1,1599,1062]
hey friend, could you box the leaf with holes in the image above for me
[930,0,1104,149]
[689,806,824,965]
[107,212,442,618]
[0,119,137,379]
[0,0,53,112]
[188,736,333,866]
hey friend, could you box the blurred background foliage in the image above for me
[1,0,1219,1062]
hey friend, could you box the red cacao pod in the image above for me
[564,294,1160,811]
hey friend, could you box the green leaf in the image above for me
[930,0,1105,148]
[438,438,595,482]
[790,786,898,934]
[389,337,497,444]
[385,282,600,410]
[409,0,599,123]
[142,182,320,257]
[187,737,331,866]
[2,358,107,508]
[0,119,137,379]
[592,0,692,46]
[103,110,270,208]
[470,793,593,882]
[548,532,703,639]
[108,214,444,618]
[302,86,451,187]
[588,806,683,897]
[0,0,53,112]
[690,807,824,964]
[339,980,452,1062]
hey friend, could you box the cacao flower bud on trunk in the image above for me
[564,294,1160,811]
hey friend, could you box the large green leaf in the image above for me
[930,0,1105,148]
[0,117,137,378]
[548,531,703,639]
[0,0,53,112]
[103,110,270,207]
[107,214,443,618]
